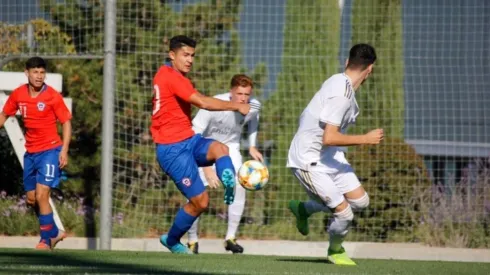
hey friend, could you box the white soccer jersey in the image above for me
[287,73,359,173]
[192,92,261,150]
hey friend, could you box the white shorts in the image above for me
[291,165,361,209]
[199,149,242,187]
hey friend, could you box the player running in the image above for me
[0,57,72,250]
[151,35,253,254]
[187,74,262,254]
[287,44,382,265]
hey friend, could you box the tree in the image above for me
[259,0,341,223]
[350,0,404,138]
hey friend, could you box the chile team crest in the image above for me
[182,178,192,187]
[37,102,46,111]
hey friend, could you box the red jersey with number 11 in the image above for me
[2,84,72,153]
[151,65,197,144]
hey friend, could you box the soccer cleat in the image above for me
[187,241,199,254]
[327,247,357,266]
[160,234,192,254]
[35,239,51,250]
[50,230,67,249]
[221,169,236,205]
[224,239,244,254]
[288,200,310,236]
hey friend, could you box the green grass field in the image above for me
[0,248,488,275]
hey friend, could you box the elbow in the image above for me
[323,137,335,146]
[322,133,338,146]
[198,101,210,110]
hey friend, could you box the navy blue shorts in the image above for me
[23,146,62,192]
[156,134,214,199]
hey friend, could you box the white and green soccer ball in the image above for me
[237,160,269,191]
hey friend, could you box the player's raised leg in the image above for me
[288,199,329,236]
[203,141,236,205]
[288,169,331,236]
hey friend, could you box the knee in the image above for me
[35,189,50,204]
[328,204,354,236]
[216,142,229,156]
[194,199,209,213]
[26,193,36,208]
[347,193,370,210]
[189,192,209,214]
[209,142,229,160]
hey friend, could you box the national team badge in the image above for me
[37,102,46,111]
[182,178,192,187]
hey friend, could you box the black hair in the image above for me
[169,35,197,51]
[346,44,377,70]
[25,57,47,70]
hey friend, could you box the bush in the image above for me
[415,158,490,248]
[348,137,432,242]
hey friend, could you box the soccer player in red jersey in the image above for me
[151,35,253,254]
[0,57,72,250]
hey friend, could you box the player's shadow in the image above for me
[82,166,97,250]
[0,250,217,275]
[275,258,331,264]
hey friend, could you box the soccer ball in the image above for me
[237,160,269,191]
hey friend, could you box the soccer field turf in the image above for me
[0,248,489,275]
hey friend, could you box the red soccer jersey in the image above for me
[151,65,197,144]
[2,84,72,153]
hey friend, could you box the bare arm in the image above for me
[189,93,250,115]
[0,112,7,128]
[323,124,383,146]
[59,120,72,168]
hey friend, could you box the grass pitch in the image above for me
[0,248,488,275]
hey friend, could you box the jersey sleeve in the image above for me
[2,91,18,116]
[247,113,259,147]
[319,96,350,126]
[169,77,197,102]
[247,98,261,147]
[52,93,72,123]
[192,109,211,134]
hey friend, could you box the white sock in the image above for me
[328,205,354,252]
[304,200,329,215]
[225,183,246,240]
[187,216,200,243]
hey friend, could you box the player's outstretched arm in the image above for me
[59,120,72,169]
[323,124,383,146]
[188,92,250,115]
[0,112,8,128]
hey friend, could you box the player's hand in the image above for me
[249,146,264,162]
[59,148,69,169]
[206,174,221,189]
[364,128,384,144]
[237,103,250,116]
[203,166,221,189]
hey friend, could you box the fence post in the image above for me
[100,0,117,250]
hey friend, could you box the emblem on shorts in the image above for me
[37,102,46,111]
[182,178,192,187]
